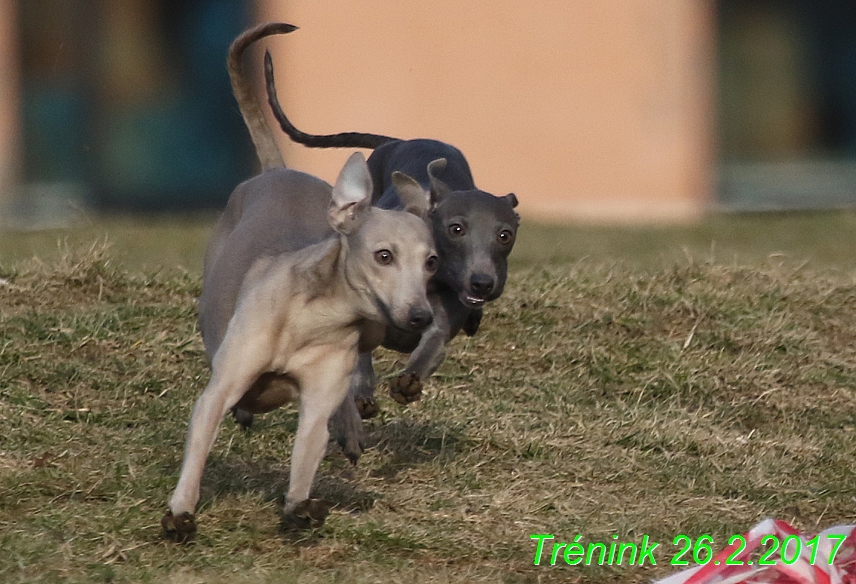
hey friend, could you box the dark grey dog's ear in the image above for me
[391,171,430,218]
[502,193,518,208]
[329,152,372,235]
[427,158,450,204]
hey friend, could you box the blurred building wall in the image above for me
[4,1,855,223]
[256,0,717,223]
[717,0,856,211]
[7,0,253,223]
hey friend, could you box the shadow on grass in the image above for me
[364,416,467,479]
[191,419,466,513]
[197,455,380,515]
[192,416,467,516]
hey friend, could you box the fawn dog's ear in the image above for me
[329,152,373,235]
[391,172,430,218]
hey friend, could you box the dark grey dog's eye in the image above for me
[449,223,466,237]
[425,255,439,273]
[497,230,514,245]
[374,250,394,265]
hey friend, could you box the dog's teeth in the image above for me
[466,296,486,307]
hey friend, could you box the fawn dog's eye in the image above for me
[374,250,394,265]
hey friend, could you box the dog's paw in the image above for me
[161,510,196,543]
[389,372,422,405]
[355,396,378,419]
[231,406,254,430]
[336,426,365,466]
[280,499,333,530]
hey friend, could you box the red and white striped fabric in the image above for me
[655,519,856,584]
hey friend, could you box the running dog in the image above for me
[161,23,437,540]
[251,27,520,464]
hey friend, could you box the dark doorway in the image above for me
[717,0,856,210]
[19,0,255,211]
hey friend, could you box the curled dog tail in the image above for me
[264,50,397,150]
[228,22,297,170]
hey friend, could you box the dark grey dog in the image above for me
[245,27,519,463]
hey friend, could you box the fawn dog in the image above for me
[161,23,438,539]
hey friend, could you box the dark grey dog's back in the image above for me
[199,168,333,360]
[368,139,476,208]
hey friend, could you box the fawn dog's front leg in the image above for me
[281,344,356,529]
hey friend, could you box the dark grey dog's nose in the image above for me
[470,274,495,297]
[407,307,433,330]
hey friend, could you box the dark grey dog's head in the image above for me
[428,175,519,308]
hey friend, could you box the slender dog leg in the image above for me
[331,327,448,463]
[328,389,365,465]
[163,329,268,540]
[389,307,450,405]
[328,353,375,464]
[403,326,449,379]
[282,346,356,528]
[351,352,378,418]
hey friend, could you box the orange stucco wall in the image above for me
[255,1,715,223]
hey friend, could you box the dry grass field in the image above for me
[3,213,856,583]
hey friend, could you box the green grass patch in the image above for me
[2,215,856,582]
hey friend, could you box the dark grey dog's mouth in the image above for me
[460,292,487,308]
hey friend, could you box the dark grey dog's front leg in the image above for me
[329,352,375,464]
[388,317,450,405]
[351,351,378,418]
